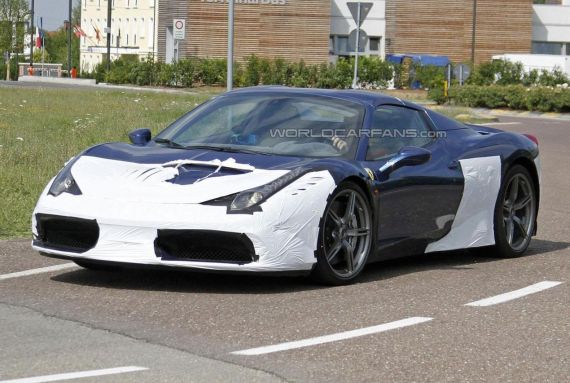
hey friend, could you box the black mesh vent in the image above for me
[154,230,257,264]
[34,214,99,253]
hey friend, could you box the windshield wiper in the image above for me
[184,145,270,156]
[154,138,186,149]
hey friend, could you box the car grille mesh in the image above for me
[34,214,99,253]
[154,230,257,264]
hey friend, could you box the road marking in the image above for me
[0,366,148,383]
[231,317,433,356]
[0,263,78,281]
[481,122,521,126]
[465,281,563,307]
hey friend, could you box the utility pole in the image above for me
[30,0,35,69]
[227,0,234,91]
[67,0,72,74]
[471,0,477,64]
[106,0,112,71]
[351,1,361,89]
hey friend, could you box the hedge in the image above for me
[88,55,396,89]
[446,85,570,113]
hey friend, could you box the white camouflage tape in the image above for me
[33,156,336,272]
[425,156,502,253]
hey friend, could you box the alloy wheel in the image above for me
[322,189,372,278]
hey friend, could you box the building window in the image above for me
[532,41,564,55]
[369,37,381,52]
[336,36,349,53]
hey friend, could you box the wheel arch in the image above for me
[507,156,540,209]
[505,155,540,235]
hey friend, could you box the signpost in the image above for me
[227,1,234,91]
[347,2,373,89]
[173,19,186,40]
[172,19,186,64]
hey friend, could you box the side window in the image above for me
[366,105,433,161]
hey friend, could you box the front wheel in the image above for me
[312,182,373,285]
[492,165,537,258]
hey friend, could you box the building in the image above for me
[329,0,386,59]
[80,0,570,73]
[385,0,533,64]
[157,0,332,65]
[532,0,570,55]
[79,0,158,73]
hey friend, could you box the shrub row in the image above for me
[467,59,569,87]
[89,55,395,89]
[447,85,570,113]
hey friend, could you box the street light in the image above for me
[471,0,477,64]
[227,0,234,91]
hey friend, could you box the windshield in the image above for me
[156,94,365,159]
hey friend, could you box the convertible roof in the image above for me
[227,86,406,107]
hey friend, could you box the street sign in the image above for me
[347,2,373,27]
[348,29,368,52]
[173,19,186,40]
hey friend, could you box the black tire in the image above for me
[311,181,374,285]
[74,260,121,271]
[491,164,537,258]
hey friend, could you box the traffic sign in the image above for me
[348,29,368,52]
[347,2,373,27]
[173,19,186,40]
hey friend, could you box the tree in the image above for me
[44,1,81,71]
[0,0,29,53]
[0,0,29,79]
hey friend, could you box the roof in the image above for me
[227,86,405,107]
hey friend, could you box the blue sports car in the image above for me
[32,87,540,285]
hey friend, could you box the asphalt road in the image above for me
[1,116,569,383]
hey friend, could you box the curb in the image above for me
[473,108,570,121]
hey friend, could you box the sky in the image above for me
[29,0,78,31]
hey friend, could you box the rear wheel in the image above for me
[492,165,537,258]
[312,182,373,285]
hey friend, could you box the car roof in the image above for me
[226,86,407,108]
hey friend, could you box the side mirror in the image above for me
[379,146,431,179]
[128,128,151,146]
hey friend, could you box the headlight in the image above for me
[48,162,82,197]
[230,191,264,211]
[227,167,310,213]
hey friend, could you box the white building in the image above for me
[329,0,386,60]
[532,0,570,56]
[79,0,158,73]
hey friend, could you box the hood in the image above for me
[70,143,362,204]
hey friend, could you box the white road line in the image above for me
[480,122,521,126]
[465,281,563,307]
[0,366,148,383]
[0,263,78,282]
[231,317,433,356]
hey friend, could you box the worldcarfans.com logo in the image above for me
[269,129,446,139]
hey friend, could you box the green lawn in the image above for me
[0,85,495,239]
[0,87,214,238]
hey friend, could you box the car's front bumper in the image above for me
[32,170,335,273]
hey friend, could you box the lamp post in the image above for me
[227,0,234,91]
[67,0,72,74]
[471,0,477,64]
[30,0,34,69]
[106,0,112,72]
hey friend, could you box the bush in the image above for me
[414,65,446,89]
[447,84,570,113]
[427,87,447,105]
[87,55,396,90]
